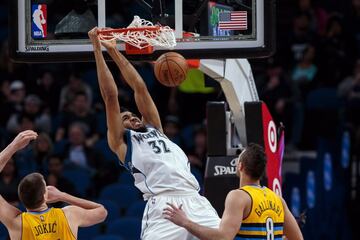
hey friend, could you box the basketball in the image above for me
[154,52,189,87]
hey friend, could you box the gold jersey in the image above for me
[235,185,284,240]
[21,208,76,240]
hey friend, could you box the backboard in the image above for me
[9,0,275,62]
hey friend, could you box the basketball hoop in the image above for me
[98,16,176,55]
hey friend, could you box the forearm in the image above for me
[107,48,146,91]
[61,192,102,210]
[0,143,17,172]
[183,220,227,240]
[93,48,118,100]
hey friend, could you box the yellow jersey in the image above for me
[235,185,284,240]
[21,208,76,240]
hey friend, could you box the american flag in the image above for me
[218,11,248,30]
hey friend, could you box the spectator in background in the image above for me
[292,45,318,84]
[163,115,183,147]
[0,158,20,206]
[259,59,304,147]
[30,133,53,174]
[0,80,26,128]
[338,59,360,100]
[12,133,53,177]
[338,60,360,126]
[188,126,208,173]
[260,60,295,145]
[61,122,114,197]
[56,91,99,146]
[297,0,328,36]
[17,114,36,133]
[63,122,102,172]
[317,14,348,86]
[345,0,360,59]
[9,80,26,112]
[6,94,52,134]
[46,154,77,200]
[286,12,316,68]
[59,71,93,111]
[32,70,61,115]
[0,79,11,104]
[0,79,11,126]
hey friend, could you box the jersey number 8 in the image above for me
[266,217,274,240]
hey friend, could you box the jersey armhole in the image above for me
[238,189,253,221]
[120,129,133,172]
[145,124,163,133]
[60,208,77,240]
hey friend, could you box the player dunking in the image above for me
[164,144,304,240]
[0,130,107,240]
[32,5,46,38]
[88,27,220,240]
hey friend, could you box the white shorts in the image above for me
[141,192,221,240]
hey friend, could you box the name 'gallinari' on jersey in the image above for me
[254,199,283,217]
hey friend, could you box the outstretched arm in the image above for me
[282,198,304,240]
[164,190,247,240]
[47,186,107,227]
[0,130,38,172]
[88,27,127,161]
[0,130,38,227]
[101,39,162,132]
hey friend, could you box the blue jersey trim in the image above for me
[27,207,52,214]
[138,171,156,195]
[124,129,133,171]
[240,226,283,231]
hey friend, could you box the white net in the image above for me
[99,16,176,50]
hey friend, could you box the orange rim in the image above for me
[187,59,200,68]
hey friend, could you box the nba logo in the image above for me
[31,4,47,39]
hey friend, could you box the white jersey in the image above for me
[122,126,200,200]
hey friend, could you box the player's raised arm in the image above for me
[164,189,246,240]
[47,186,107,228]
[0,130,37,228]
[88,27,127,161]
[282,198,304,240]
[101,37,162,132]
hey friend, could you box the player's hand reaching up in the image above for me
[98,27,117,50]
[88,27,101,51]
[100,38,117,50]
[11,130,38,152]
[46,186,64,203]
[163,202,188,227]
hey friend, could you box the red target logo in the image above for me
[268,120,277,153]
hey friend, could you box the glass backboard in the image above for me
[9,0,275,62]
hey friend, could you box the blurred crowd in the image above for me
[0,0,360,238]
